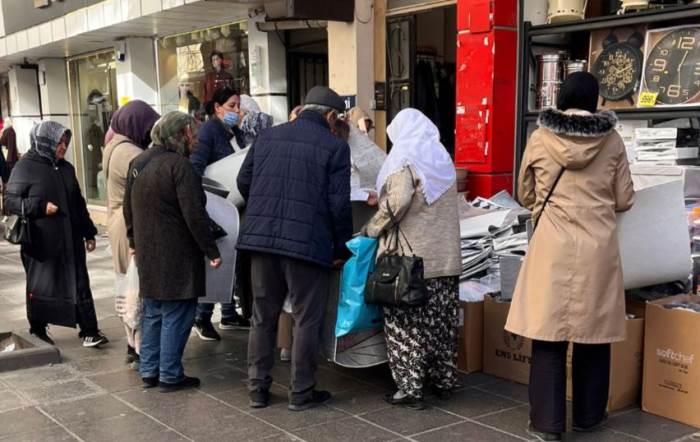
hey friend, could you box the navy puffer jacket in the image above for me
[236,111,353,267]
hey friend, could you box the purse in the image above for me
[3,200,30,245]
[364,202,429,308]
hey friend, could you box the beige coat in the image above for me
[103,134,143,274]
[365,166,461,279]
[505,109,635,344]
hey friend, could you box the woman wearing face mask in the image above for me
[3,121,108,348]
[189,87,250,341]
[189,87,246,176]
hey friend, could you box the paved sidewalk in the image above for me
[0,237,698,441]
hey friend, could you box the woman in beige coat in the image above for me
[364,108,461,410]
[103,100,160,366]
[505,73,635,440]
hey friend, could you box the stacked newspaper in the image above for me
[634,128,698,165]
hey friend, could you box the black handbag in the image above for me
[364,203,428,307]
[3,200,30,245]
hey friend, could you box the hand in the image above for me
[332,259,345,270]
[366,191,378,207]
[46,202,58,216]
[129,248,136,256]
[85,239,96,253]
[210,258,222,269]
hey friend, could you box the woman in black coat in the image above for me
[3,121,108,348]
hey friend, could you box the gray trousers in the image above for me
[247,253,330,401]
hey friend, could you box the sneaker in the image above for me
[573,415,608,433]
[383,391,426,410]
[142,376,159,389]
[30,327,54,346]
[280,348,292,362]
[126,345,138,364]
[82,331,109,348]
[194,319,221,341]
[249,389,270,408]
[526,422,562,441]
[288,390,331,412]
[159,376,201,393]
[219,315,251,330]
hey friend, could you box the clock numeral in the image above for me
[678,36,696,50]
[667,84,682,98]
[652,58,667,72]
[694,80,700,87]
[694,62,700,76]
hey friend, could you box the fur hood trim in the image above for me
[537,108,618,138]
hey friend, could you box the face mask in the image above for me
[222,111,240,128]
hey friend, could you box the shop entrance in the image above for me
[67,51,118,205]
[386,5,457,155]
[286,27,329,111]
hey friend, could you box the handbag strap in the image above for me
[533,167,564,231]
[386,202,415,255]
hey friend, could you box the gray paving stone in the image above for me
[64,411,177,441]
[87,369,144,393]
[0,389,28,412]
[207,384,288,409]
[606,410,698,442]
[116,387,205,411]
[40,394,133,425]
[414,421,523,441]
[19,379,103,404]
[252,402,350,432]
[475,379,529,403]
[293,416,397,441]
[196,366,249,393]
[362,404,463,436]
[0,426,77,442]
[327,387,393,416]
[1,364,77,389]
[0,407,56,436]
[474,404,532,440]
[428,387,521,419]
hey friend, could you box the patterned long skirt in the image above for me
[383,276,459,399]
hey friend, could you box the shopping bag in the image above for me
[335,236,383,337]
[121,258,142,330]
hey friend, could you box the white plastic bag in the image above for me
[283,294,293,314]
[119,258,142,330]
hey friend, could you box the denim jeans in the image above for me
[140,298,197,384]
[196,301,237,321]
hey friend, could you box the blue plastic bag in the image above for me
[335,236,383,337]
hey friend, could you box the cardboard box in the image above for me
[458,301,483,373]
[643,294,700,428]
[498,253,524,301]
[482,295,532,385]
[567,317,645,411]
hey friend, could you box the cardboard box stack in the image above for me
[643,294,700,428]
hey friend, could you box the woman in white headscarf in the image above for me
[363,108,461,409]
[239,94,273,147]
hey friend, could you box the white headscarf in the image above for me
[376,108,456,205]
[240,94,261,113]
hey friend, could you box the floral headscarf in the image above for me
[150,111,196,157]
[31,121,72,164]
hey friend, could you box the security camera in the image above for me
[115,40,126,62]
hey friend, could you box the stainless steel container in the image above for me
[536,54,565,109]
[564,59,588,77]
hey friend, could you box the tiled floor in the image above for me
[1,239,699,441]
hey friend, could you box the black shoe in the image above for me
[219,315,251,330]
[126,345,139,364]
[142,376,159,389]
[430,386,452,400]
[288,390,331,411]
[249,389,270,408]
[194,319,221,341]
[30,327,54,346]
[383,392,426,410]
[82,331,109,348]
[159,376,201,393]
[573,415,609,433]
[526,422,562,441]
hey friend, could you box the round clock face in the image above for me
[594,43,643,101]
[644,27,700,105]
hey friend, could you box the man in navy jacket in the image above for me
[237,86,352,411]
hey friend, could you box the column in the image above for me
[327,0,374,119]
[115,37,159,110]
[7,65,41,154]
[248,13,288,125]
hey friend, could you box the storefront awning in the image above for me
[0,0,264,70]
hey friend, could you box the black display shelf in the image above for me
[529,4,700,36]
[524,106,700,122]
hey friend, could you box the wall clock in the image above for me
[640,25,700,107]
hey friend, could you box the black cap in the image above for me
[304,86,345,112]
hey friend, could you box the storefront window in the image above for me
[158,22,249,119]
[68,51,118,205]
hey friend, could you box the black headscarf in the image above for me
[111,100,160,148]
[557,72,599,114]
